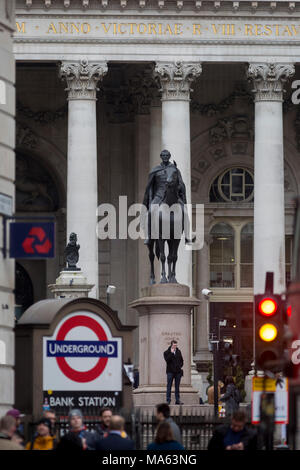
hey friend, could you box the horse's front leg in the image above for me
[170,239,180,283]
[158,240,168,283]
[167,240,172,282]
[148,242,156,285]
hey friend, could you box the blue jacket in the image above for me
[147,440,185,450]
[95,432,135,451]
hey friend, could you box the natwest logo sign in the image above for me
[10,222,55,258]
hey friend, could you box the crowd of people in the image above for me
[0,401,258,451]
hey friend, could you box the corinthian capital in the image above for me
[59,59,108,100]
[247,63,294,102]
[154,61,202,101]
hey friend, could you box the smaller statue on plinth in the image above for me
[65,232,81,271]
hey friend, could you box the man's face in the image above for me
[70,415,83,431]
[156,411,164,422]
[37,423,50,437]
[101,410,112,427]
[171,342,177,351]
[231,419,245,433]
[44,411,56,427]
[160,151,171,164]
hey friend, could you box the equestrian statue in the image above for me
[143,149,192,285]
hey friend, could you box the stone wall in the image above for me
[0,0,15,415]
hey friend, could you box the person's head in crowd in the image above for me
[0,415,17,438]
[6,409,24,428]
[231,410,247,433]
[36,418,52,438]
[68,409,84,432]
[156,403,170,422]
[56,433,84,452]
[155,421,174,444]
[99,407,112,429]
[43,409,56,432]
[109,415,125,433]
[225,376,235,387]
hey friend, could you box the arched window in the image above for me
[210,168,254,203]
[209,223,235,288]
[240,223,253,288]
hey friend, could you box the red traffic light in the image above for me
[258,297,278,317]
[286,305,292,317]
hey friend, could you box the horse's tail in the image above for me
[155,240,160,260]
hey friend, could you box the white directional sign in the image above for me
[0,193,12,217]
[252,377,289,424]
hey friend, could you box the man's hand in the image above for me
[230,442,244,450]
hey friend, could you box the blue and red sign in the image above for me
[10,222,55,258]
[43,312,122,391]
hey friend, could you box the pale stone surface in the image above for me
[0,0,15,413]
[247,63,295,294]
[60,60,108,299]
[48,270,94,298]
[130,283,200,406]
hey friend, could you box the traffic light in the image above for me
[219,341,239,378]
[255,293,283,371]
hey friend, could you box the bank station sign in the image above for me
[43,311,122,409]
[14,17,300,41]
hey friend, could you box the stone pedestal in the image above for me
[129,283,200,406]
[48,270,94,299]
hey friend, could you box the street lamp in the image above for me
[106,285,116,306]
[201,288,213,344]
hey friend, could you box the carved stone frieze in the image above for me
[209,115,253,145]
[16,122,38,149]
[59,59,108,100]
[154,61,202,101]
[247,63,295,102]
[191,83,253,116]
[209,145,227,161]
[127,66,161,114]
[17,101,67,124]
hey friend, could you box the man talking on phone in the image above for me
[163,340,184,405]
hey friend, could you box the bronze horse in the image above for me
[146,165,184,284]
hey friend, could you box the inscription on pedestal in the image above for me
[161,331,182,346]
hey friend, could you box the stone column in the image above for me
[149,97,162,168]
[60,60,108,298]
[0,0,15,415]
[154,61,202,291]
[247,63,294,294]
[149,97,162,284]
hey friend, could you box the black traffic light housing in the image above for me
[218,340,239,380]
[255,273,283,371]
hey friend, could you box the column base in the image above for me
[133,384,199,407]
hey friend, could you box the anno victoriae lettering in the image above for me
[14,20,300,37]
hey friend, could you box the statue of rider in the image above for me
[143,149,192,245]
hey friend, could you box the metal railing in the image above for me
[25,408,234,450]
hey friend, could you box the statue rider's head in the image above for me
[160,149,171,164]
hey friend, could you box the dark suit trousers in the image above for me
[166,372,182,403]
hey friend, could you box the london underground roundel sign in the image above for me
[43,311,122,391]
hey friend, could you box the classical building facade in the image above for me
[0,0,15,414]
[8,0,300,401]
